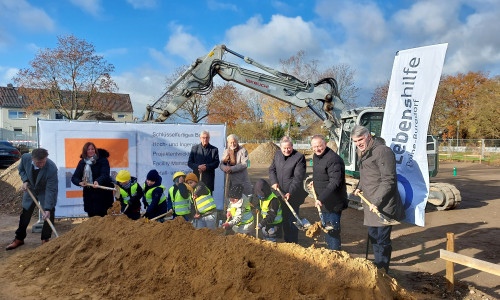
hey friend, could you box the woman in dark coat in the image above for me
[71,142,114,217]
[268,136,307,243]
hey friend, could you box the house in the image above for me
[0,84,134,141]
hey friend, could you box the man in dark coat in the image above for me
[309,134,347,251]
[6,148,58,250]
[352,125,405,272]
[269,136,307,244]
[188,130,220,193]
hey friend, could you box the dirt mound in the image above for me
[248,142,279,165]
[2,216,412,299]
[0,161,24,215]
[241,143,259,154]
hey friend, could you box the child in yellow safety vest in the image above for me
[166,171,191,221]
[115,170,144,220]
[222,184,254,234]
[191,181,217,229]
[254,179,282,242]
[142,169,169,222]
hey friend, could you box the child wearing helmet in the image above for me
[222,184,254,235]
[167,171,191,221]
[115,170,143,220]
[142,169,169,222]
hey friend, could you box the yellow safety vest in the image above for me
[169,185,191,215]
[194,194,216,214]
[260,193,282,225]
[142,184,166,205]
[230,202,254,225]
[119,183,139,205]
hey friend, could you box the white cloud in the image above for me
[0,0,55,32]
[126,0,157,9]
[164,24,207,62]
[69,0,102,16]
[0,66,19,86]
[224,15,322,65]
[113,68,168,119]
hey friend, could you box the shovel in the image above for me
[358,192,400,225]
[27,188,59,238]
[150,209,174,221]
[275,188,311,230]
[309,185,335,231]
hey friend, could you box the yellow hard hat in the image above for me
[116,170,131,183]
[172,171,186,181]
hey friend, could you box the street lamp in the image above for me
[457,120,460,147]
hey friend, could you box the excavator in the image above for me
[144,44,461,211]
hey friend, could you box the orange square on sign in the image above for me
[65,138,129,168]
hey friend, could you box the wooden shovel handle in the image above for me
[27,188,59,238]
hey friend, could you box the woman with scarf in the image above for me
[219,134,253,196]
[71,142,114,217]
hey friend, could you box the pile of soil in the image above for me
[0,161,23,215]
[241,143,259,154]
[1,216,412,299]
[248,142,279,165]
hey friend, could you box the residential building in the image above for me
[0,84,134,141]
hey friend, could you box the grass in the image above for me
[439,153,500,165]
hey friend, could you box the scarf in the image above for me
[224,146,239,166]
[83,156,96,184]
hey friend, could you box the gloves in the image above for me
[226,210,231,218]
[222,223,230,229]
[257,223,263,229]
[142,200,149,209]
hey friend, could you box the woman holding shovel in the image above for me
[269,136,307,244]
[71,142,114,217]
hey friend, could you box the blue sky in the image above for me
[1,0,499,119]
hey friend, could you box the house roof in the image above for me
[0,85,133,112]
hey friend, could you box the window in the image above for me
[55,113,66,120]
[8,110,27,119]
[33,111,41,116]
[117,114,125,119]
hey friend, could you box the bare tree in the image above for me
[369,80,390,108]
[14,35,117,120]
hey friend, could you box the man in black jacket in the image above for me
[352,125,405,272]
[309,135,347,250]
[269,136,307,244]
[188,130,220,193]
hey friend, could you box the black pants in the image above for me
[281,202,300,244]
[15,202,55,241]
[368,225,393,272]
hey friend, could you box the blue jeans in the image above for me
[322,211,342,251]
[368,226,393,272]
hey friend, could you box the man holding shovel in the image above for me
[6,148,58,250]
[269,136,307,244]
[309,135,348,251]
[351,125,405,273]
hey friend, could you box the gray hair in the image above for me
[227,134,239,143]
[31,148,49,160]
[200,130,210,137]
[311,134,325,143]
[280,136,293,145]
[350,125,370,138]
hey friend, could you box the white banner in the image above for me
[38,120,226,218]
[381,43,447,226]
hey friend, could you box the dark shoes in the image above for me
[6,239,24,250]
[42,239,50,245]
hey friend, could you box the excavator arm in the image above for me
[144,45,345,139]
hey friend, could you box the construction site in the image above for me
[0,142,499,300]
